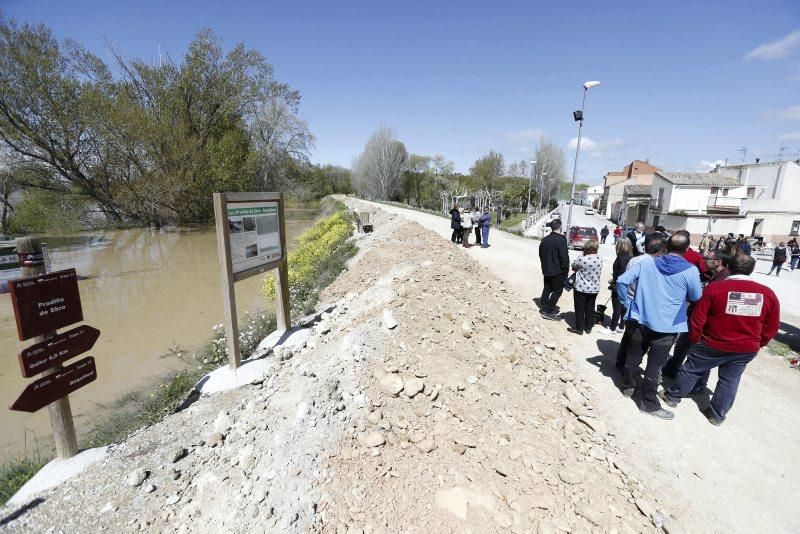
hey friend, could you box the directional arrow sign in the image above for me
[10,357,97,413]
[18,325,101,378]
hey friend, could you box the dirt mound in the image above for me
[1,202,669,533]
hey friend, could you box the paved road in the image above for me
[356,198,800,534]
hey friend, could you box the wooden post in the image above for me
[213,195,242,369]
[16,237,79,459]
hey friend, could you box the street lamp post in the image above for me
[540,171,548,209]
[527,160,537,213]
[565,80,600,233]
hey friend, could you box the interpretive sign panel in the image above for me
[10,356,97,413]
[213,192,290,369]
[9,269,83,341]
[18,325,101,378]
[227,201,282,275]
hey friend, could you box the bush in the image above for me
[263,201,356,316]
[0,451,46,505]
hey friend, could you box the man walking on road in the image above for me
[616,233,702,419]
[600,225,609,244]
[659,254,780,425]
[538,219,569,321]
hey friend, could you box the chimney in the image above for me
[713,164,721,173]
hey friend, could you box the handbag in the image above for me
[563,272,577,292]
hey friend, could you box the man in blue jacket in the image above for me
[616,233,703,419]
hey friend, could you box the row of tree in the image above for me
[0,17,352,233]
[350,126,575,213]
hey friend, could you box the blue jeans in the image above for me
[665,343,755,421]
[791,256,799,270]
[481,226,490,246]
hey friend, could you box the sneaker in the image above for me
[609,327,622,335]
[541,312,561,321]
[658,390,678,408]
[702,407,723,426]
[567,327,584,335]
[639,407,675,420]
[621,387,635,397]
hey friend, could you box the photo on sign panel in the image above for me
[229,220,244,234]
[243,217,256,232]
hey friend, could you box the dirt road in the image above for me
[356,199,800,533]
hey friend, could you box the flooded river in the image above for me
[0,202,320,458]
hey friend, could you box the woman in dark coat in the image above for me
[768,242,787,276]
[449,205,462,244]
[607,237,633,333]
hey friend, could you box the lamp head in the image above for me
[583,80,600,90]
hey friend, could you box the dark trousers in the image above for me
[665,343,755,421]
[475,226,481,245]
[663,332,690,377]
[451,228,462,243]
[573,290,597,331]
[610,291,626,330]
[540,273,566,313]
[615,320,635,368]
[601,235,608,243]
[624,324,676,412]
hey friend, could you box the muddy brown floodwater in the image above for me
[0,201,320,458]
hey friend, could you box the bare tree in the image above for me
[533,136,567,208]
[250,99,316,192]
[352,126,408,199]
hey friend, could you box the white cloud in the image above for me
[778,132,800,142]
[777,105,800,120]
[503,128,546,142]
[699,159,726,171]
[744,30,800,61]
[567,137,624,158]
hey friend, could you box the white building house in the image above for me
[644,160,800,241]
[574,185,603,208]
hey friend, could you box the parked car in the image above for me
[568,226,599,249]
[584,208,595,215]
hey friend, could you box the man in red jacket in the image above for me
[659,254,780,425]
[676,230,707,278]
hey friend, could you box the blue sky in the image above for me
[4,0,800,184]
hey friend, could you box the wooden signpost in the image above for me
[7,237,101,459]
[213,192,290,369]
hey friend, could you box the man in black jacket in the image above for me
[538,219,569,320]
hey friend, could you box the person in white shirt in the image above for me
[461,208,473,247]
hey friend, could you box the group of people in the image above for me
[538,220,781,425]
[449,205,493,248]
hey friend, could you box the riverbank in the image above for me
[1,201,668,533]
[0,199,355,505]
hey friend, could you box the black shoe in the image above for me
[621,387,635,397]
[567,327,584,335]
[584,329,592,335]
[541,312,560,321]
[658,390,678,408]
[702,407,723,426]
[640,407,675,420]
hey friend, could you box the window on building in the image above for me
[791,220,800,236]
[710,187,719,195]
[722,188,729,196]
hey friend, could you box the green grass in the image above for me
[500,212,526,232]
[767,340,797,359]
[0,451,46,506]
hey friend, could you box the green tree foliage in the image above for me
[10,189,94,234]
[469,150,505,189]
[0,18,313,227]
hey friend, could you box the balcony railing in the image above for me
[707,195,743,211]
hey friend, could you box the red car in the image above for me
[568,226,599,250]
